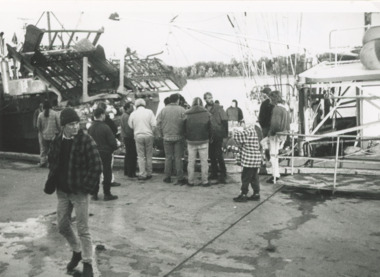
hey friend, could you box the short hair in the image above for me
[169,93,180,103]
[203,92,212,100]
[97,102,107,110]
[124,102,133,111]
[215,100,220,104]
[192,97,203,107]
[164,97,170,106]
[269,91,283,105]
[93,107,105,119]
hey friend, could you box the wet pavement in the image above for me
[0,158,380,277]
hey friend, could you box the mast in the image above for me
[47,11,52,47]
[364,12,371,31]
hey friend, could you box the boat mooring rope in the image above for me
[163,184,285,277]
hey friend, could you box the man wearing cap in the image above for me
[88,107,119,201]
[43,107,102,277]
[128,98,157,180]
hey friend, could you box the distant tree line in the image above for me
[172,52,356,79]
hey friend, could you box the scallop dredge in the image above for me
[0,24,187,154]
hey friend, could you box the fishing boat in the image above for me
[0,12,186,154]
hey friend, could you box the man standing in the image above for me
[37,100,61,167]
[128,98,156,181]
[204,92,228,184]
[184,97,212,187]
[120,102,137,178]
[44,107,102,277]
[157,93,186,185]
[267,90,291,184]
[258,87,273,138]
[96,101,120,187]
[88,108,119,201]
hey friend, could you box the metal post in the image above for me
[333,136,340,193]
[82,56,89,102]
[117,50,126,93]
[291,132,295,175]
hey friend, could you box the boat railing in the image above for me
[276,131,380,192]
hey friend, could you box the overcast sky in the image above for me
[1,1,380,66]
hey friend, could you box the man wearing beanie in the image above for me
[128,98,157,180]
[43,107,102,277]
[88,107,119,201]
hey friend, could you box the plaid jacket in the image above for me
[44,129,103,195]
[233,127,262,168]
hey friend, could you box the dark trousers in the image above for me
[124,137,137,177]
[209,137,226,176]
[98,151,112,195]
[241,167,260,195]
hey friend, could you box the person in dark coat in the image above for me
[184,97,212,187]
[96,102,120,187]
[204,92,228,184]
[258,87,273,138]
[226,99,244,123]
[88,108,119,201]
[44,107,102,277]
[120,102,137,177]
[267,90,291,184]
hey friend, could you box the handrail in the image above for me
[276,131,380,192]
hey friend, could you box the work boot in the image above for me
[104,194,118,201]
[163,177,172,183]
[66,251,82,272]
[177,178,187,186]
[248,193,261,201]
[208,174,218,180]
[233,194,248,202]
[110,182,121,187]
[218,175,227,184]
[82,262,93,277]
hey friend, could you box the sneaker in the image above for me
[163,177,172,183]
[110,182,121,187]
[66,251,82,272]
[248,194,261,201]
[91,195,98,201]
[82,262,93,277]
[104,194,118,201]
[233,194,248,202]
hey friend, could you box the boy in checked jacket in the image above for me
[233,123,263,202]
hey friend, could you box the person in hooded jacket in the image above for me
[184,97,212,187]
[226,99,244,123]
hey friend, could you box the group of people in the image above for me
[39,88,289,276]
[120,92,230,187]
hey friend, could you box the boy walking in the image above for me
[233,124,262,202]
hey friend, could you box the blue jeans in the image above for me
[57,190,92,264]
[187,142,209,185]
[163,139,184,180]
[135,135,154,177]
